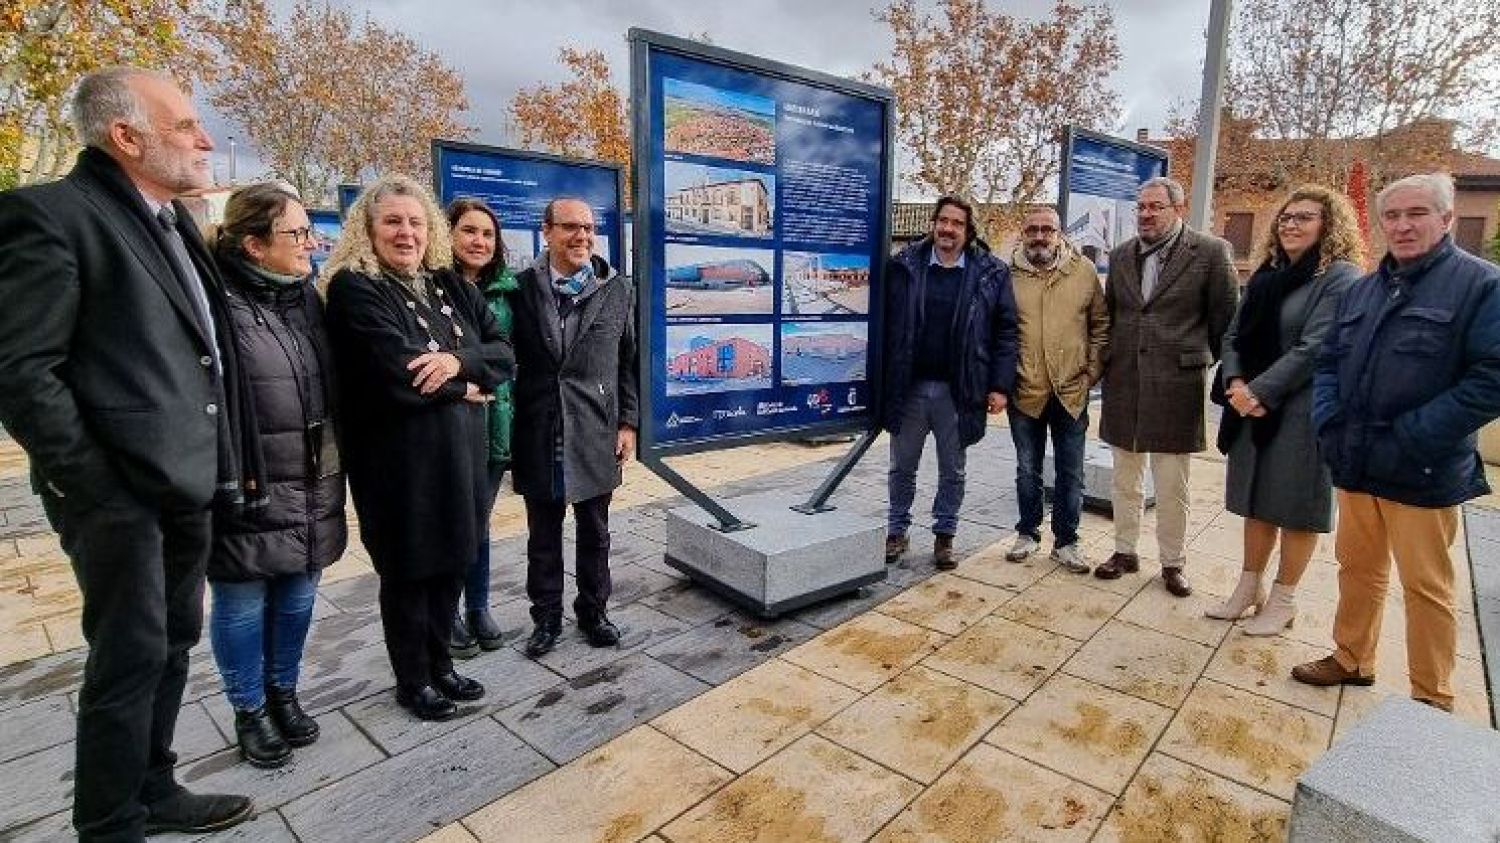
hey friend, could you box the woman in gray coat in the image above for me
[1207,185,1364,634]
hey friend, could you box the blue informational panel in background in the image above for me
[336,183,361,221]
[307,208,340,273]
[631,29,894,455]
[1057,127,1170,277]
[431,141,625,273]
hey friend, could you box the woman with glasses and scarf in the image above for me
[1208,185,1364,634]
[203,182,347,767]
[323,175,513,722]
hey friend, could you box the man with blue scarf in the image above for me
[509,198,639,657]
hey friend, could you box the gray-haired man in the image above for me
[0,68,252,840]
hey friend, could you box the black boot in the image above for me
[434,669,485,701]
[578,611,622,648]
[524,615,562,658]
[449,610,479,659]
[234,707,291,769]
[395,685,456,721]
[143,790,254,835]
[467,608,505,651]
[266,686,320,747]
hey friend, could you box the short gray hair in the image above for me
[71,67,155,149]
[1376,172,1455,216]
[1139,176,1186,206]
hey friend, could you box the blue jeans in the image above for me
[1009,396,1088,548]
[209,571,320,712]
[464,464,507,612]
[888,381,967,537]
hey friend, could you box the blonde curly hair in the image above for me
[324,173,453,280]
[1254,183,1368,274]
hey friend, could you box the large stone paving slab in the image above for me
[652,658,861,774]
[462,725,733,843]
[1158,679,1332,801]
[985,672,1175,796]
[1062,619,1215,707]
[1094,752,1289,842]
[1203,634,1340,717]
[817,664,1013,784]
[646,610,819,685]
[872,742,1113,842]
[922,614,1079,701]
[497,653,707,764]
[876,572,1012,636]
[0,739,71,833]
[781,611,948,693]
[996,576,1130,641]
[660,734,921,842]
[280,718,552,843]
[0,694,71,763]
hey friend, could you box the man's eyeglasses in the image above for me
[275,227,315,244]
[550,221,595,235]
[1138,202,1172,213]
[1023,225,1059,237]
[1276,211,1322,227]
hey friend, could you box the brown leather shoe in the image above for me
[884,534,909,563]
[1291,655,1375,687]
[1093,552,1140,580]
[1162,566,1192,597]
[933,533,956,570]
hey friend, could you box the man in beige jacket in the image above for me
[1004,207,1109,572]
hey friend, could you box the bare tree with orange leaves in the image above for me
[870,0,1120,239]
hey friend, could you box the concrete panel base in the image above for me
[1289,696,1500,842]
[664,491,886,619]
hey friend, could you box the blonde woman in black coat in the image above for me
[323,175,513,721]
[204,183,347,767]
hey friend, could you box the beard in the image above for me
[137,134,211,195]
[1025,243,1059,267]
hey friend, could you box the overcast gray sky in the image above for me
[206,0,1213,192]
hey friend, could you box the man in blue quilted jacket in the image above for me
[1293,173,1500,712]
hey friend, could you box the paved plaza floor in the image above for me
[0,418,1495,842]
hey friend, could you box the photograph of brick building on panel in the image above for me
[664,324,775,395]
[665,162,775,239]
[664,77,776,166]
[665,243,775,315]
[782,251,870,315]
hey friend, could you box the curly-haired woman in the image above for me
[323,175,513,720]
[1207,184,1365,634]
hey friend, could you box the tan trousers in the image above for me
[1110,447,1192,567]
[1332,490,1458,708]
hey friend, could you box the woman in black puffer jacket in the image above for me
[204,183,347,769]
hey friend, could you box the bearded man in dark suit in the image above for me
[0,68,253,841]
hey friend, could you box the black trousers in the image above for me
[378,572,462,690]
[41,489,209,843]
[524,492,612,623]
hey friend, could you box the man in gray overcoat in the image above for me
[510,198,639,657]
[1095,177,1239,597]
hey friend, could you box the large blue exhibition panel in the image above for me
[634,34,893,454]
[432,141,624,272]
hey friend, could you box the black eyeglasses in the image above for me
[1023,226,1059,236]
[1276,211,1322,227]
[275,227,315,244]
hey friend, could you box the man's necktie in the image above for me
[156,204,220,368]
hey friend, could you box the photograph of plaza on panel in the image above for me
[664,162,775,239]
[664,324,775,395]
[663,77,777,166]
[779,321,868,386]
[781,250,870,315]
[664,243,775,316]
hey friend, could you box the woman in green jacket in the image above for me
[446,198,519,656]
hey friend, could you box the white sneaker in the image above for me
[1050,543,1090,574]
[1006,534,1040,562]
